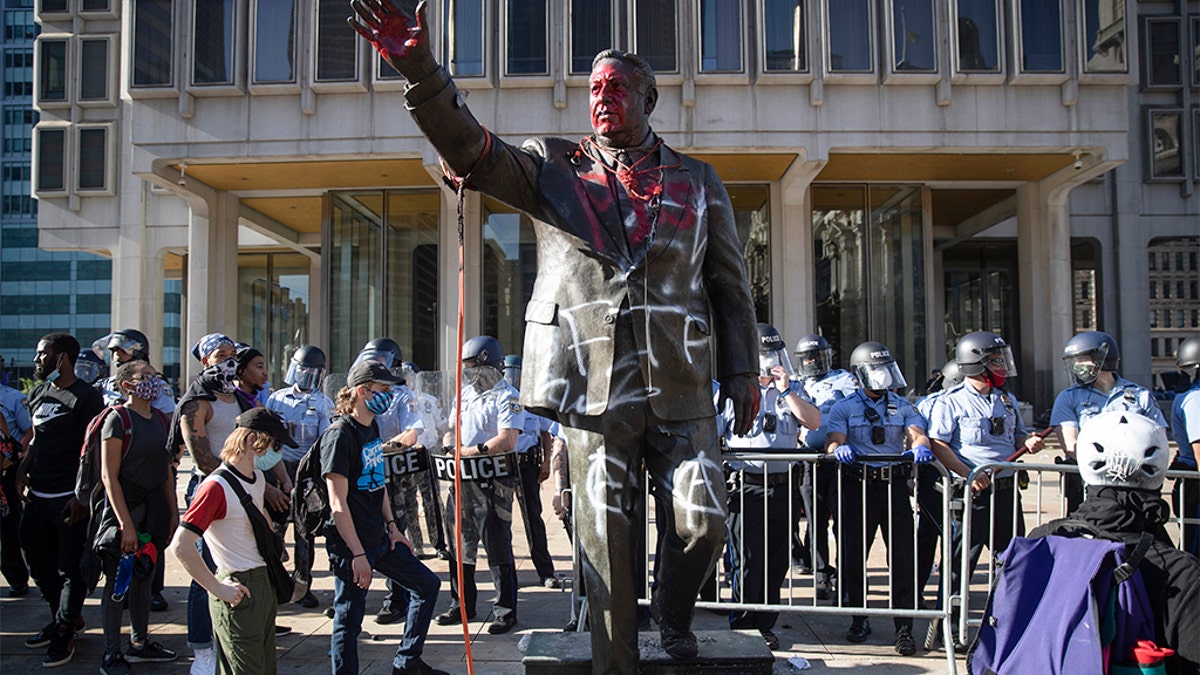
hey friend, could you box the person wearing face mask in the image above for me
[95,329,177,416]
[825,341,931,655]
[169,408,297,675]
[167,333,254,675]
[266,345,334,609]
[1049,331,1165,514]
[433,336,524,636]
[94,360,179,674]
[322,360,446,675]
[16,333,106,667]
[923,331,1045,651]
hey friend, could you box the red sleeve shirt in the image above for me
[180,478,226,534]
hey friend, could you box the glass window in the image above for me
[483,197,537,358]
[384,192,440,370]
[729,185,771,320]
[4,9,36,41]
[35,126,64,192]
[1192,18,1200,86]
[1149,109,1184,179]
[78,126,107,190]
[1149,250,1157,270]
[827,0,872,72]
[570,0,610,75]
[39,0,67,13]
[237,252,311,386]
[193,0,236,85]
[1145,18,1181,87]
[635,0,676,73]
[1164,281,1171,298]
[79,38,109,101]
[1018,0,1062,72]
[1080,0,1126,74]
[3,49,33,98]
[699,0,742,73]
[890,0,935,72]
[38,38,67,103]
[254,0,297,84]
[955,0,1000,72]
[132,0,173,88]
[444,0,484,77]
[506,0,547,75]
[328,191,383,369]
[1,162,34,217]
[762,0,806,72]
[813,185,867,368]
[316,0,358,81]
[3,108,36,154]
[81,0,109,11]
[869,186,926,389]
[1149,281,1157,298]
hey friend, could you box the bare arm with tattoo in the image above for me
[179,399,219,475]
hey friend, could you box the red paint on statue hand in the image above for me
[367,13,420,61]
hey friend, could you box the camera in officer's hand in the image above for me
[989,416,1005,435]
[762,413,777,433]
[871,425,886,445]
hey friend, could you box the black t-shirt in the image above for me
[27,379,106,494]
[320,414,387,548]
[101,408,169,504]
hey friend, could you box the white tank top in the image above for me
[203,397,243,472]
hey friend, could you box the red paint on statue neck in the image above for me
[369,13,420,61]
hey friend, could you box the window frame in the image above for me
[311,0,367,93]
[189,0,243,95]
[75,122,115,195]
[1076,0,1129,81]
[822,0,878,84]
[756,0,813,84]
[1008,0,1067,85]
[78,0,117,19]
[127,0,178,98]
[77,34,118,107]
[566,0,617,81]
[1191,17,1200,88]
[881,0,940,84]
[949,0,1006,84]
[249,0,300,93]
[36,0,71,19]
[630,0,683,83]
[500,0,552,84]
[1141,16,1183,91]
[695,0,749,84]
[1145,106,1186,183]
[32,121,69,197]
[441,0,493,89]
[34,34,71,109]
[1193,107,1200,181]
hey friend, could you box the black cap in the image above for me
[347,359,404,387]
[235,408,296,447]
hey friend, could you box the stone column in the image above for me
[184,190,239,381]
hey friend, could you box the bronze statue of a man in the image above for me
[352,2,761,672]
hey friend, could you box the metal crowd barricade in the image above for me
[956,460,1200,648]
[560,452,961,673]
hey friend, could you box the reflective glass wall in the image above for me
[237,251,311,386]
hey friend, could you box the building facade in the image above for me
[28,0,1199,411]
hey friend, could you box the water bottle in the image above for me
[111,552,135,602]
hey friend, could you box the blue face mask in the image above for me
[365,389,394,415]
[254,447,283,472]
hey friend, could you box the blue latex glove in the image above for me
[833,444,857,465]
[905,444,934,464]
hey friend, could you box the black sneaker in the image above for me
[100,650,130,675]
[434,608,473,626]
[846,618,872,643]
[486,613,517,635]
[149,592,169,612]
[393,659,450,675]
[297,591,320,609]
[760,628,781,651]
[274,625,292,637]
[894,627,917,656]
[25,621,56,650]
[125,640,178,663]
[42,623,75,668]
[374,607,405,625]
[7,583,29,597]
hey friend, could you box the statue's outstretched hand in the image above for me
[719,373,761,437]
[349,0,437,81]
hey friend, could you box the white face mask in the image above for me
[204,358,238,394]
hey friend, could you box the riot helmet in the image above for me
[503,354,522,389]
[1075,411,1170,492]
[95,329,150,364]
[285,345,327,392]
[74,349,106,384]
[353,337,402,369]
[954,331,1018,377]
[940,360,965,389]
[848,341,908,393]
[1062,331,1120,385]
[462,335,504,392]
[757,323,794,378]
[1176,334,1200,374]
[794,333,832,380]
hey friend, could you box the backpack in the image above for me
[292,418,342,544]
[967,522,1168,675]
[74,405,170,508]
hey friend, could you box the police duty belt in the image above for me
[433,451,517,482]
[382,446,432,479]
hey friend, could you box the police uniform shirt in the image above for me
[914,391,944,422]
[450,380,525,447]
[1171,380,1200,467]
[928,382,1028,476]
[375,385,424,445]
[0,383,31,438]
[826,391,926,468]
[723,381,809,474]
[265,385,335,463]
[516,412,553,455]
[800,369,859,450]
[1049,376,1167,431]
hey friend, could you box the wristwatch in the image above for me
[477,443,489,454]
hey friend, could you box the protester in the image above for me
[0,372,32,597]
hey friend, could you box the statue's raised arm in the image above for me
[348,0,437,82]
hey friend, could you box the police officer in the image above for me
[434,336,524,634]
[914,360,963,608]
[794,333,859,599]
[73,350,106,385]
[925,331,1043,650]
[1171,334,1200,555]
[723,324,820,651]
[95,329,177,415]
[1050,331,1166,514]
[826,341,932,655]
[504,355,560,588]
[265,345,335,609]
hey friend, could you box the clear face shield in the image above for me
[1063,345,1107,385]
[759,349,795,379]
[74,359,102,384]
[285,362,325,391]
[852,361,908,393]
[503,366,521,389]
[982,346,1019,378]
[795,348,832,379]
[463,359,503,392]
[352,348,397,370]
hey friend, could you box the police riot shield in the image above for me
[322,371,347,401]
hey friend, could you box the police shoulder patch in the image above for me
[509,399,523,414]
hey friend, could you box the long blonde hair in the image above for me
[218,427,273,463]
[334,385,357,416]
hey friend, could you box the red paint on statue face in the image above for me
[589,60,650,148]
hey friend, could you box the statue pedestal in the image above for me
[522,630,775,674]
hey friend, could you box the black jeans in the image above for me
[516,454,556,580]
[21,493,88,626]
[727,477,801,631]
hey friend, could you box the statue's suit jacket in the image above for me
[405,68,758,422]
